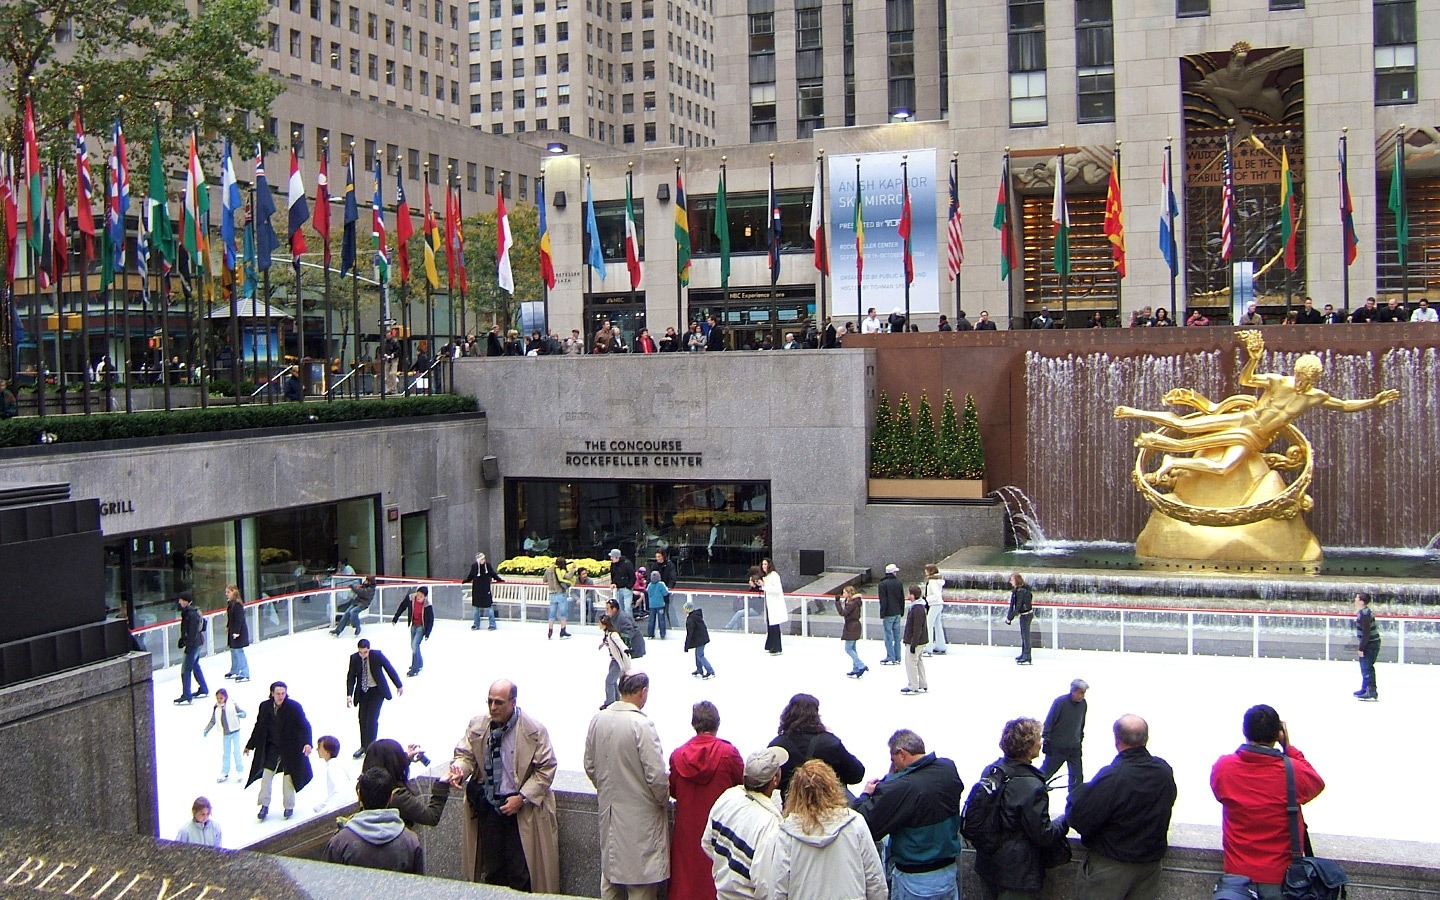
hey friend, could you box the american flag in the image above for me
[946,165,963,280]
[1220,142,1234,260]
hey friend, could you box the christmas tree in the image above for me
[938,389,962,478]
[869,391,894,477]
[913,391,939,478]
[959,393,986,479]
[893,393,915,478]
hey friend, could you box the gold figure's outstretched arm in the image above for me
[1235,330,1267,389]
[1321,388,1400,413]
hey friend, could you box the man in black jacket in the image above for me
[391,585,435,677]
[877,564,905,665]
[1040,679,1089,794]
[174,593,210,705]
[854,729,964,900]
[347,639,404,759]
[609,549,637,610]
[245,681,314,820]
[1065,715,1176,900]
[333,575,376,637]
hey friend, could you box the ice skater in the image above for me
[837,586,868,678]
[1007,572,1034,664]
[901,585,929,694]
[203,688,247,782]
[684,600,714,678]
[1353,593,1381,701]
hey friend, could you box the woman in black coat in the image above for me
[767,693,865,797]
[465,552,504,631]
[973,717,1071,897]
[224,583,250,682]
[1006,571,1034,665]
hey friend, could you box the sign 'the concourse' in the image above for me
[565,439,704,468]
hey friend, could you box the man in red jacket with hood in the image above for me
[669,701,743,900]
[1211,704,1325,898]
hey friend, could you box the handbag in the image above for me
[1281,756,1348,900]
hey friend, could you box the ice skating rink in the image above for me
[152,616,1435,851]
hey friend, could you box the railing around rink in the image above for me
[130,576,1440,671]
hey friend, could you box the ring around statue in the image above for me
[1115,330,1399,564]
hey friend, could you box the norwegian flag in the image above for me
[74,111,97,252]
[1220,141,1234,261]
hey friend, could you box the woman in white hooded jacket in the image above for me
[752,759,887,900]
[759,558,788,656]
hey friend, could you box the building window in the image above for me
[1176,0,1208,15]
[1269,0,1302,7]
[558,115,570,132]
[513,58,525,77]
[513,25,524,46]
[513,88,526,108]
[750,83,776,142]
[797,78,823,138]
[289,29,302,57]
[1075,0,1114,123]
[329,41,341,68]
[644,122,656,141]
[536,56,547,74]
[558,83,571,103]
[886,0,914,118]
[623,123,636,143]
[1008,0,1046,125]
[490,28,502,48]
[367,12,378,37]
[557,21,569,40]
[1375,0,1417,104]
[485,166,495,193]
[384,19,395,43]
[796,6,821,49]
[536,23,546,42]
[536,85,548,106]
[466,162,478,191]
[291,123,306,157]
[349,5,360,31]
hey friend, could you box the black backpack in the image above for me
[960,762,1011,853]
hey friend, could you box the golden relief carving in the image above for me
[1115,331,1398,563]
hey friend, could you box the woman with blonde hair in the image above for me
[752,760,886,900]
[837,586,867,678]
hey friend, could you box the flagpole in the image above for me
[323,139,333,401]
[378,151,389,400]
[1166,138,1177,320]
[423,162,434,395]
[445,164,454,391]
[228,157,241,409]
[1225,119,1237,312]
[720,159,729,315]
[583,164,593,351]
[818,149,828,332]
[950,152,960,321]
[1283,129,1294,317]
[1397,125,1408,309]
[901,154,910,327]
[768,154,777,339]
[189,117,202,409]
[76,97,93,415]
[1340,129,1351,313]
[29,236,46,417]
[1058,147,1069,326]
[52,158,69,414]
[454,170,466,342]
[627,163,637,316]
[854,157,862,319]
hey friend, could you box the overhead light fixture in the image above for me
[547,141,568,154]
[892,109,912,122]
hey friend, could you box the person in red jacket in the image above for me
[668,701,743,900]
[1210,704,1325,897]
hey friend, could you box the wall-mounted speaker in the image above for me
[480,455,499,485]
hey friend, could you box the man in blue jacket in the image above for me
[854,729,965,900]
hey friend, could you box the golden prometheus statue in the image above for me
[1114,330,1399,564]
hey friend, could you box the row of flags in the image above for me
[3,103,480,308]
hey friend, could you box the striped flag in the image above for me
[1220,140,1235,261]
[288,148,309,275]
[853,168,865,281]
[74,111,97,250]
[23,98,42,255]
[537,178,555,290]
[147,117,174,269]
[422,177,441,289]
[340,153,358,277]
[1279,147,1297,273]
[809,161,828,275]
[496,184,513,294]
[35,164,53,289]
[183,132,208,264]
[453,182,467,295]
[444,175,456,291]
[1104,151,1126,277]
[993,157,1015,281]
[1052,155,1070,279]
[946,164,963,280]
[624,176,641,289]
[1160,146,1178,276]
[675,170,692,285]
[108,119,130,280]
[221,141,240,273]
[1338,138,1358,267]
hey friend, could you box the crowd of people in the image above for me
[166,568,1386,899]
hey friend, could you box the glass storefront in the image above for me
[106,496,379,627]
[689,288,816,350]
[505,479,771,583]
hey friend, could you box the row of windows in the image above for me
[472,54,569,80]
[477,116,573,137]
[280,0,460,32]
[268,123,485,196]
[478,0,570,17]
[484,21,567,47]
[1177,0,1303,13]
[274,27,462,103]
[1007,0,1113,126]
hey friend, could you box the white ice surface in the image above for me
[151,617,1436,850]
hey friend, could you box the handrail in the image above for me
[129,577,1438,672]
[249,364,298,397]
[324,367,360,396]
[404,358,446,394]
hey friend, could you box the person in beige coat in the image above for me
[584,671,671,900]
[448,679,561,893]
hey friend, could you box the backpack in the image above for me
[959,762,1011,853]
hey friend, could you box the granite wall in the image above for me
[0,414,491,583]
[452,351,1005,585]
[0,654,158,838]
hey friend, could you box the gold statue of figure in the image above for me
[1115,331,1398,563]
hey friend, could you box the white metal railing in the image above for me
[132,578,1440,671]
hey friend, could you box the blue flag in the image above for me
[1159,149,1178,277]
[9,290,26,346]
[340,154,358,277]
[585,175,605,279]
[220,140,241,271]
[254,147,280,272]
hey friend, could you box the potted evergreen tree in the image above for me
[868,389,988,500]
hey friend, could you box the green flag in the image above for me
[1389,141,1408,267]
[148,118,175,266]
[716,169,730,290]
[100,216,114,291]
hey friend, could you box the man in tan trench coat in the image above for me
[584,671,670,900]
[448,679,561,892]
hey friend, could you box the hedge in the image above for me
[0,395,480,449]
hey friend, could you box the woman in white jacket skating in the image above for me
[752,759,887,900]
